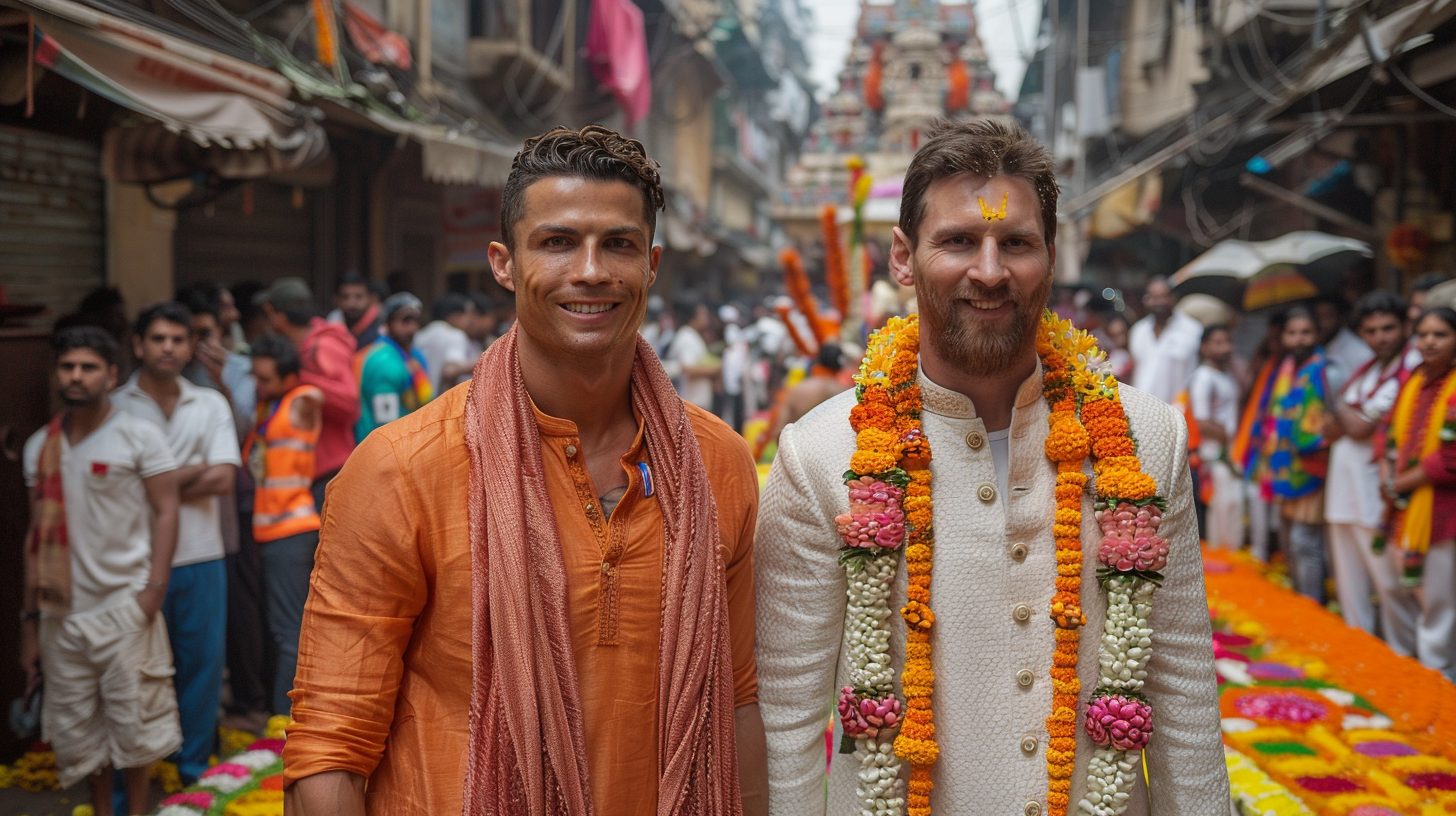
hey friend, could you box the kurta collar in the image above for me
[917,359,1045,420]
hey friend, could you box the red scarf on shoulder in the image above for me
[25,415,72,616]
[460,326,741,816]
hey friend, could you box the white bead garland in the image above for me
[1076,574,1157,815]
[846,549,905,815]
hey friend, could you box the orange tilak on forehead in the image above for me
[978,192,1009,222]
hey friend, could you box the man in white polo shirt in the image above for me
[113,301,241,785]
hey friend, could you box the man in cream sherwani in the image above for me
[754,120,1228,816]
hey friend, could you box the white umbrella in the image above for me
[1170,231,1372,309]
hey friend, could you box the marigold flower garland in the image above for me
[838,313,1166,816]
[1040,314,1169,816]
[837,316,926,815]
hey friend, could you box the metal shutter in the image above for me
[0,126,105,322]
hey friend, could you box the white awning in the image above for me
[7,0,328,177]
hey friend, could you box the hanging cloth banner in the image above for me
[585,0,650,127]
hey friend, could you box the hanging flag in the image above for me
[586,0,651,126]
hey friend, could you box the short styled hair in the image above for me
[1201,324,1231,345]
[500,125,665,251]
[135,301,195,338]
[899,119,1060,247]
[1352,290,1408,327]
[52,325,119,365]
[251,334,301,378]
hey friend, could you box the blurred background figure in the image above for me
[356,293,433,439]
[1187,325,1241,549]
[666,297,719,412]
[719,304,751,431]
[1326,291,1419,648]
[1129,277,1202,405]
[768,342,846,446]
[414,293,478,393]
[329,273,383,350]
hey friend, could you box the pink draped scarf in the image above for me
[460,326,741,816]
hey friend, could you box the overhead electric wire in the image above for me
[1389,60,1456,118]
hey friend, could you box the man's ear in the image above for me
[889,227,915,288]
[487,242,517,292]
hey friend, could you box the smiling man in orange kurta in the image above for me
[282,126,767,816]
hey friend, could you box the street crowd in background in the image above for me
[1099,272,1456,689]
[17,271,840,814]
[25,251,1456,814]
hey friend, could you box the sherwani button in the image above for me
[966,431,985,450]
[977,483,996,502]
[1011,543,1028,561]
[1013,603,1031,622]
[565,444,577,456]
[1020,736,1038,754]
[1025,802,1042,816]
[1017,669,1034,687]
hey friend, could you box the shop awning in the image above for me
[1060,0,1456,219]
[6,0,328,179]
[316,99,520,187]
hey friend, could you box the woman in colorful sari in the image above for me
[1381,306,1456,680]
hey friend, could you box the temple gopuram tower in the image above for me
[775,0,1012,240]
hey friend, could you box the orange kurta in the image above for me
[282,383,760,815]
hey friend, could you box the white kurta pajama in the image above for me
[754,368,1228,816]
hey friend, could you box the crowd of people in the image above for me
[17,273,515,814]
[19,120,1247,816]
[1103,273,1456,684]
[16,263,833,814]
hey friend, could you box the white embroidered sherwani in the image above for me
[754,367,1229,816]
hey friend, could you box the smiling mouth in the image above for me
[562,303,618,315]
[966,298,1011,310]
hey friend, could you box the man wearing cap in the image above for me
[355,293,433,439]
[254,278,360,509]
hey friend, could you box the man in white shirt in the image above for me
[1316,295,1375,396]
[666,300,719,411]
[1188,325,1243,549]
[413,292,479,392]
[720,304,751,431]
[755,120,1226,816]
[112,302,241,784]
[1325,291,1421,651]
[1129,278,1203,405]
[22,326,182,814]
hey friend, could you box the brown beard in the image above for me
[917,270,1052,377]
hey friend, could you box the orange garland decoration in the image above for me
[821,205,850,319]
[780,247,835,344]
[1037,329,1086,816]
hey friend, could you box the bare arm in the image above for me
[1335,401,1380,441]
[284,770,364,816]
[180,463,236,501]
[1194,419,1227,446]
[137,469,180,620]
[736,703,768,816]
[291,392,323,433]
[440,360,474,386]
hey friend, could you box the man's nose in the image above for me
[575,244,613,284]
[966,240,1010,288]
